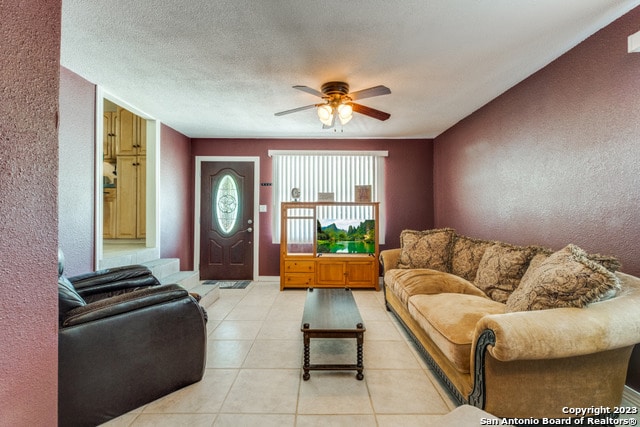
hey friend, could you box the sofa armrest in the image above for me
[69,266,161,301]
[474,279,640,362]
[69,265,154,287]
[380,248,401,274]
[62,284,190,327]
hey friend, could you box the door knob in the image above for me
[247,227,253,233]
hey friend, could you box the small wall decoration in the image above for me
[291,187,301,201]
[317,192,335,202]
[355,185,372,202]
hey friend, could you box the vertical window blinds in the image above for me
[269,150,387,244]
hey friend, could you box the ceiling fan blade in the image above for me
[274,104,317,116]
[351,103,391,121]
[293,85,324,98]
[348,85,391,101]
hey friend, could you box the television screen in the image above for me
[316,218,376,254]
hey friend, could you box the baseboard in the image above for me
[623,385,640,407]
[255,275,280,282]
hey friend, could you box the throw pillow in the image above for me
[450,234,494,282]
[474,243,537,303]
[398,228,455,272]
[58,276,86,322]
[506,244,621,312]
[586,252,622,273]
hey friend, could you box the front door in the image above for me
[200,161,254,280]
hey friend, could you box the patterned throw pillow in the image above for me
[506,244,620,312]
[450,234,493,282]
[398,228,455,272]
[474,243,538,303]
[586,253,622,272]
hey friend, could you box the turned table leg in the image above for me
[303,326,311,380]
[356,327,364,380]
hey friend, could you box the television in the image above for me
[316,218,376,254]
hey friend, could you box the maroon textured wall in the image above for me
[161,124,194,269]
[191,138,433,276]
[59,67,96,275]
[0,0,61,424]
[433,7,640,391]
[434,8,640,278]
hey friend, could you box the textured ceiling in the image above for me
[61,0,640,139]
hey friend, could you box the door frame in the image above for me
[194,156,260,280]
[94,87,160,267]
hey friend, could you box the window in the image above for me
[269,150,387,244]
[214,173,239,235]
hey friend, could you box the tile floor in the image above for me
[102,280,640,426]
[102,281,459,426]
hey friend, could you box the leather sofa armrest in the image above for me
[69,265,159,289]
[61,284,191,327]
[69,265,161,300]
[472,279,640,362]
[380,248,401,274]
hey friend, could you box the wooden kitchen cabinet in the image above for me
[116,107,146,156]
[103,111,118,161]
[103,187,117,239]
[116,155,146,239]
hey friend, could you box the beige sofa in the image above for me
[380,228,640,420]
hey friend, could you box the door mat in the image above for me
[202,280,251,289]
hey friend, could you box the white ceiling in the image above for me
[61,0,640,139]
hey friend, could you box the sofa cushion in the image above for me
[474,243,538,303]
[506,244,621,312]
[398,228,455,271]
[450,234,494,282]
[408,293,505,373]
[385,268,488,306]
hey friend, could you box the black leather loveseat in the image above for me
[58,252,207,426]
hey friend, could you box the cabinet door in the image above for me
[103,112,117,160]
[137,116,146,155]
[103,188,117,238]
[116,108,136,155]
[136,156,146,238]
[316,260,346,286]
[346,261,375,287]
[116,156,138,238]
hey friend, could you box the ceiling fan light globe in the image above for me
[337,104,353,125]
[317,104,334,126]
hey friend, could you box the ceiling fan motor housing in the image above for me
[321,81,350,97]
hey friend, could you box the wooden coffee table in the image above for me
[300,287,366,380]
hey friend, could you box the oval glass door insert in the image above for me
[215,174,239,235]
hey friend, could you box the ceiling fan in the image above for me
[274,81,391,128]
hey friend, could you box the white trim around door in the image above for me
[95,87,160,268]
[194,156,260,280]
